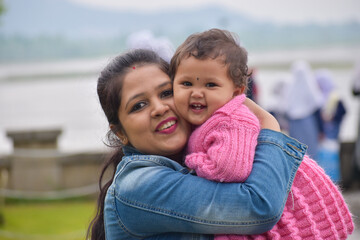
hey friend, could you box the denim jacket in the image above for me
[104,129,307,240]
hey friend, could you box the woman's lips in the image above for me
[156,117,178,134]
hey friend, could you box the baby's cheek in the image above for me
[173,97,187,113]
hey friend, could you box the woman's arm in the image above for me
[110,130,307,238]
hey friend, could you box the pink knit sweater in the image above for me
[186,94,354,239]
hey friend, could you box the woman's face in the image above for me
[117,65,191,157]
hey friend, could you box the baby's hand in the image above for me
[243,98,280,132]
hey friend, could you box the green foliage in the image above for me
[1,23,360,63]
[0,35,127,63]
[0,0,4,16]
[0,200,96,240]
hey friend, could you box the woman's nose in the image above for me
[151,100,170,117]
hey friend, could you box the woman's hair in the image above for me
[87,48,169,240]
[170,28,250,89]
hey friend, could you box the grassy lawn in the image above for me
[0,200,96,240]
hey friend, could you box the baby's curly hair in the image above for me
[170,28,250,89]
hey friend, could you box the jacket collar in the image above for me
[122,145,144,156]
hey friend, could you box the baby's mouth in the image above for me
[190,103,206,110]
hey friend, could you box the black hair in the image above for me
[87,49,169,240]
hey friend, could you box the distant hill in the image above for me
[1,0,360,62]
[1,0,257,40]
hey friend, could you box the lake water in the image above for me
[0,47,359,156]
[0,74,110,155]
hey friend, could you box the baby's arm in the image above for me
[243,98,281,132]
[185,120,258,182]
[185,97,260,182]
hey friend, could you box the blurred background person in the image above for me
[267,78,290,133]
[316,69,346,141]
[352,61,360,96]
[284,60,323,158]
[352,61,360,179]
[315,69,347,182]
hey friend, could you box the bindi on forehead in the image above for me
[196,77,200,81]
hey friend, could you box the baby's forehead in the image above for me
[180,54,227,66]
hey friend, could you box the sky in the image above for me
[70,0,360,25]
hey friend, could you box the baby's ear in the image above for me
[233,86,245,96]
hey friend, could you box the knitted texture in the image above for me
[214,157,354,240]
[185,95,354,239]
[186,94,260,182]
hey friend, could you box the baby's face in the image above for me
[173,56,241,125]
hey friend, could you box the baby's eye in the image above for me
[160,89,173,98]
[130,102,146,113]
[206,82,217,88]
[182,81,192,87]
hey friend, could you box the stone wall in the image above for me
[1,129,111,192]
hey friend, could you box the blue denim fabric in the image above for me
[104,129,307,240]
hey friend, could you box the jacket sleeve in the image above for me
[113,129,307,238]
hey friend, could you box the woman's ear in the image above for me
[110,124,129,145]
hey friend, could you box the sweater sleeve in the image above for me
[185,115,260,183]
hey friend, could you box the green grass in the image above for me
[0,200,96,240]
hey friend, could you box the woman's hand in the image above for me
[244,98,281,132]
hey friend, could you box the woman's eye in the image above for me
[161,89,173,98]
[130,102,146,113]
[206,82,217,87]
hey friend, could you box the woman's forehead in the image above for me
[121,66,171,98]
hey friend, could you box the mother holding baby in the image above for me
[87,44,307,239]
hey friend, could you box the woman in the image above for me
[87,49,307,240]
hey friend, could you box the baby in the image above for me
[170,28,353,239]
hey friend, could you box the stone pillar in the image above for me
[7,129,62,191]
